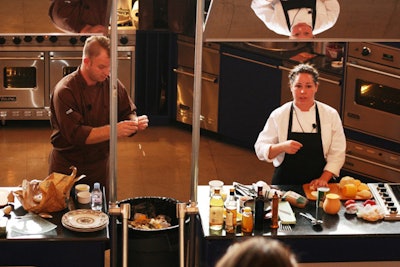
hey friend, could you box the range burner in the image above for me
[368,183,400,220]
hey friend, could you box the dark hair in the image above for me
[83,35,110,59]
[288,63,319,85]
[215,237,298,267]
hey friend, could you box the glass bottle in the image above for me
[225,188,237,233]
[270,191,279,229]
[254,186,265,231]
[241,207,253,234]
[91,182,103,211]
[209,188,224,231]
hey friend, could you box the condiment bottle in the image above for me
[209,188,224,231]
[225,188,237,233]
[91,182,103,211]
[270,191,279,229]
[241,207,253,233]
[254,186,265,231]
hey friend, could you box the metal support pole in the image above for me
[177,202,199,267]
[186,0,204,266]
[109,1,120,267]
[109,203,131,267]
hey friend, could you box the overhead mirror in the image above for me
[204,0,400,41]
[0,0,138,35]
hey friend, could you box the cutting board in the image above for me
[302,183,370,200]
[278,201,296,224]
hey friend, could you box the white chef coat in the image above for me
[251,0,340,36]
[254,101,346,177]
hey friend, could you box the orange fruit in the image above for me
[342,183,357,198]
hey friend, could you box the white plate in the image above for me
[62,209,108,232]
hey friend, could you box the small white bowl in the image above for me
[75,184,90,193]
[77,191,91,204]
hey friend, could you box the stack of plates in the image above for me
[62,209,109,232]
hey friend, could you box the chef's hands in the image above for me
[117,115,149,137]
[282,140,303,154]
[309,178,329,189]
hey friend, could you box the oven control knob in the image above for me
[379,188,387,193]
[390,207,398,214]
[119,36,129,45]
[69,37,78,45]
[0,37,5,45]
[80,36,88,43]
[24,36,32,43]
[35,36,44,43]
[361,46,371,56]
[13,37,21,45]
[49,36,58,43]
[387,201,395,207]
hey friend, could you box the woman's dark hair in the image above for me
[288,63,319,85]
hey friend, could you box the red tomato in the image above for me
[344,199,356,207]
[363,199,376,206]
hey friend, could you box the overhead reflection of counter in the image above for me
[196,185,400,267]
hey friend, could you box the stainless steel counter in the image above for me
[196,185,400,266]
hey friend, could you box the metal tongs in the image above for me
[299,212,323,225]
[233,182,257,197]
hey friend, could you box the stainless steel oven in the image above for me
[344,42,400,143]
[0,51,46,121]
[49,50,134,99]
[175,36,220,133]
[343,42,400,183]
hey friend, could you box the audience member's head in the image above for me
[215,237,298,267]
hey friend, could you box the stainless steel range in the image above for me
[0,29,136,124]
[369,183,400,221]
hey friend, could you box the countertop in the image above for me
[198,185,400,238]
[197,185,400,265]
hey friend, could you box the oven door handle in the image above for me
[346,62,400,80]
[346,153,400,173]
[173,68,218,83]
[50,56,131,60]
[0,56,44,60]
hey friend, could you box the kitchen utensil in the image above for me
[278,221,292,231]
[233,182,257,197]
[299,212,323,225]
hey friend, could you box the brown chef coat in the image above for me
[49,67,136,194]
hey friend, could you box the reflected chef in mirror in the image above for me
[251,0,340,39]
[48,0,110,34]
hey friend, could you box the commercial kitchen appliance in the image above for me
[343,42,400,183]
[0,30,135,124]
[174,35,220,133]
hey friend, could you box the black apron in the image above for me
[272,103,326,185]
[280,0,316,32]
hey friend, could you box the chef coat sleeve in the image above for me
[322,107,346,177]
[51,85,92,146]
[117,80,137,121]
[254,107,287,166]
[314,0,340,35]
